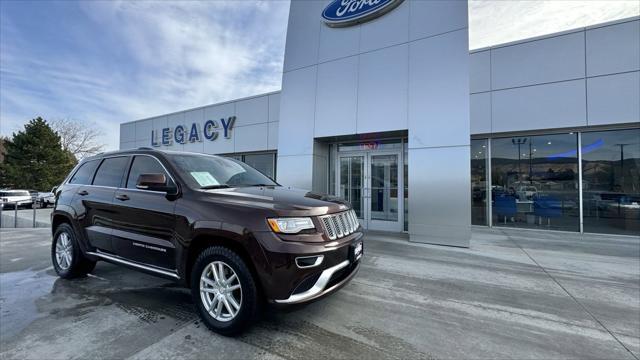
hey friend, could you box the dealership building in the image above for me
[120,0,639,247]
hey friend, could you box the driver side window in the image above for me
[126,156,174,189]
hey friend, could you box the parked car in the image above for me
[37,190,56,208]
[50,149,363,335]
[0,189,34,209]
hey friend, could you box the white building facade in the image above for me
[121,1,640,246]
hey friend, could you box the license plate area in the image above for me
[349,241,363,262]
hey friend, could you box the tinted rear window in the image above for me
[69,160,100,185]
[93,157,129,187]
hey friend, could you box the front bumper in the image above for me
[252,230,363,303]
[274,259,360,304]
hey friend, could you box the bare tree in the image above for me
[50,118,105,159]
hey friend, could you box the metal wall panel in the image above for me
[268,121,279,150]
[492,79,587,133]
[409,0,468,41]
[470,93,491,134]
[120,141,136,150]
[236,96,269,126]
[318,18,360,63]
[409,30,470,148]
[276,155,314,189]
[491,31,585,90]
[358,1,409,53]
[470,50,491,93]
[278,66,317,156]
[234,123,269,153]
[268,93,280,123]
[282,0,323,72]
[408,146,471,247]
[315,56,358,137]
[586,19,640,77]
[357,44,409,134]
[587,71,640,126]
[134,119,152,142]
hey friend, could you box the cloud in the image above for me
[469,0,640,49]
[1,0,290,150]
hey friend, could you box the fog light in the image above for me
[295,255,324,269]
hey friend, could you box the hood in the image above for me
[200,186,351,216]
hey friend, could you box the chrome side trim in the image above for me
[86,250,179,279]
[295,255,324,269]
[274,260,349,304]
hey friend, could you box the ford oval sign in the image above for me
[322,0,404,28]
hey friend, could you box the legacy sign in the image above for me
[322,0,404,27]
[151,116,235,147]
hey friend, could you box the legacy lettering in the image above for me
[151,116,235,147]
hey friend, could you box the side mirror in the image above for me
[137,173,170,192]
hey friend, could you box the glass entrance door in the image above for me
[338,150,403,232]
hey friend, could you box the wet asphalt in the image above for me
[0,227,638,360]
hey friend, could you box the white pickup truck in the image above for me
[0,190,34,209]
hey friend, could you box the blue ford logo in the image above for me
[322,0,404,27]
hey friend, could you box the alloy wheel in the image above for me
[199,261,242,322]
[55,232,73,270]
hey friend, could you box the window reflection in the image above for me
[491,133,579,232]
[224,152,276,180]
[471,139,488,225]
[582,129,640,236]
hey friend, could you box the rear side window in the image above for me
[68,160,100,185]
[93,157,129,187]
[126,156,173,189]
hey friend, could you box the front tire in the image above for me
[191,246,260,336]
[51,223,96,278]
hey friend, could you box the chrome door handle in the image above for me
[115,194,130,201]
[77,190,89,196]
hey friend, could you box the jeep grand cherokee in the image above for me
[50,148,363,335]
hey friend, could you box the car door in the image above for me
[66,159,110,251]
[110,154,178,270]
[77,156,130,252]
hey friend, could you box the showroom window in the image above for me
[224,152,276,180]
[471,139,489,226]
[582,129,639,236]
[491,133,579,232]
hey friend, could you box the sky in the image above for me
[1,0,638,151]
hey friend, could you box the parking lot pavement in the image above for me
[0,227,638,360]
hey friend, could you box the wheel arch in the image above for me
[185,233,266,296]
[51,212,73,235]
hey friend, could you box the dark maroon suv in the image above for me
[50,148,363,335]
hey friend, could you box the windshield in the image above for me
[169,154,278,189]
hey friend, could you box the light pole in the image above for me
[512,137,527,183]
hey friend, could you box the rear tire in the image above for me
[191,246,260,336]
[51,223,96,279]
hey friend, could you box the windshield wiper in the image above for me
[200,184,231,190]
[246,184,275,187]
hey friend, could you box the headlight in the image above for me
[267,217,315,234]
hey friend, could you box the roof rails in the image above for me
[137,147,155,150]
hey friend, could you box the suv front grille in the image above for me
[319,210,359,240]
